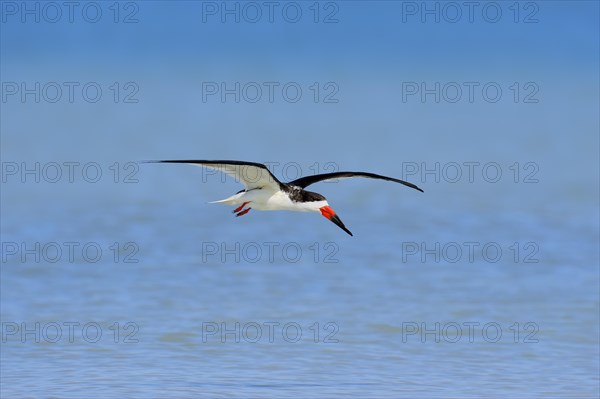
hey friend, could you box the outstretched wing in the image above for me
[148,160,283,191]
[288,171,424,193]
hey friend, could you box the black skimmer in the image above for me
[147,160,423,236]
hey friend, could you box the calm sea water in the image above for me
[1,159,598,398]
[2,1,599,397]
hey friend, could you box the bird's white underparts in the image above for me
[146,160,424,236]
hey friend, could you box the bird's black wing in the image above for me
[288,171,424,193]
[145,160,283,190]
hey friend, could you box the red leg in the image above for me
[233,202,250,213]
[236,208,251,217]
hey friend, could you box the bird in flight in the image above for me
[147,160,423,236]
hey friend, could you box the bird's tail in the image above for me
[209,194,239,205]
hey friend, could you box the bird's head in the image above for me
[293,188,353,236]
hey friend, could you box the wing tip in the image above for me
[399,179,424,193]
[139,160,164,164]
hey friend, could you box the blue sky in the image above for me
[2,2,598,68]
